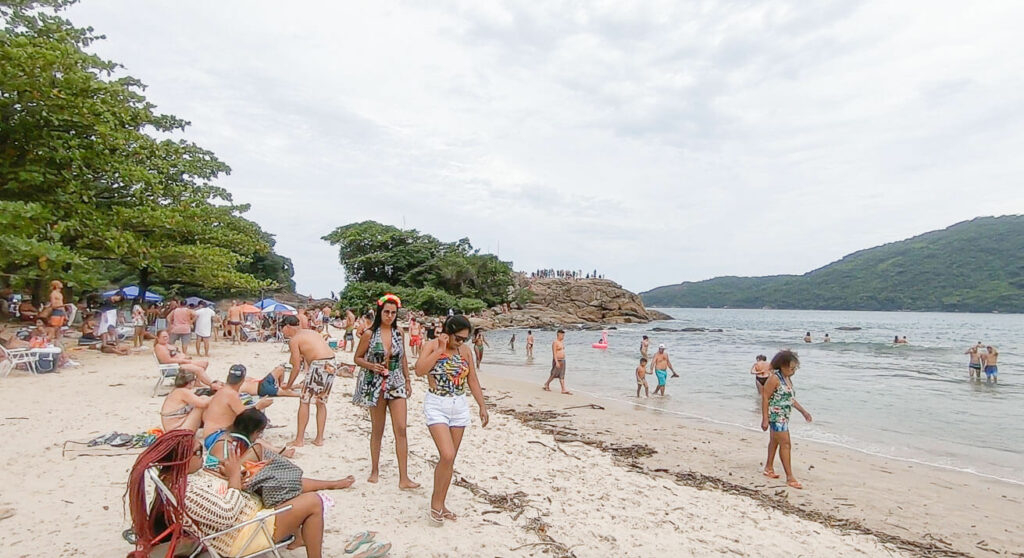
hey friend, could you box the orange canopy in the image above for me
[239,304,261,313]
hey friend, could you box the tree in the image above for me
[0,1,288,300]
[324,220,514,314]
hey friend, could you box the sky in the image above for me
[65,1,1024,297]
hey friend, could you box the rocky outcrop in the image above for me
[478,278,666,329]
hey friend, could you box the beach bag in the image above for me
[245,449,302,507]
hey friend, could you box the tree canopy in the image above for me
[641,216,1024,313]
[0,0,293,301]
[323,221,513,314]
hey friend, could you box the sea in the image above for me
[482,308,1024,485]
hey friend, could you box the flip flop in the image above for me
[441,509,457,521]
[762,470,780,479]
[427,508,444,526]
[787,479,803,489]
[344,531,377,554]
[352,542,391,558]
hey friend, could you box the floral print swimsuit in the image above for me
[352,328,406,407]
[429,350,470,397]
[767,370,795,432]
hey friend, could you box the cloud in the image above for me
[65,0,1024,296]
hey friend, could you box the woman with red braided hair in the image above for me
[125,430,330,558]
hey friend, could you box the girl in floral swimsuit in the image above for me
[414,314,489,524]
[760,350,813,489]
[352,294,419,489]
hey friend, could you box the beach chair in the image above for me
[240,328,259,343]
[154,363,180,397]
[144,468,294,558]
[0,344,39,377]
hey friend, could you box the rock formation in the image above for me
[476,278,671,329]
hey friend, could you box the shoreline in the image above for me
[0,339,932,557]
[476,362,1024,557]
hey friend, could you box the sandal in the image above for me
[762,469,780,479]
[428,508,444,526]
[441,509,457,521]
[787,479,803,489]
[353,541,392,558]
[345,530,377,554]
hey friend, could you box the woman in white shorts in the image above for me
[414,314,489,525]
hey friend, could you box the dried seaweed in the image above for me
[492,398,970,558]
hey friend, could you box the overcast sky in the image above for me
[66,1,1024,297]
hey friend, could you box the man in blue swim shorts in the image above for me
[650,344,677,396]
[982,345,999,384]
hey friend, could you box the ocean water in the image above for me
[481,308,1024,485]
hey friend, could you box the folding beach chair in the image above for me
[0,344,40,377]
[154,363,180,397]
[145,468,294,558]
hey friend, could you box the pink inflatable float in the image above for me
[592,330,609,349]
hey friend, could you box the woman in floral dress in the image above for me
[352,294,419,489]
[761,349,813,489]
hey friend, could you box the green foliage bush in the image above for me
[324,221,514,314]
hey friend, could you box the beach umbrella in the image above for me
[238,303,262,314]
[184,296,213,306]
[260,301,296,314]
[102,285,163,302]
[254,298,282,309]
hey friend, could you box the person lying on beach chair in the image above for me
[100,325,131,355]
[203,364,274,442]
[154,329,220,390]
[125,430,334,558]
[161,369,212,432]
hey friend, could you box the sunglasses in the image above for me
[453,334,469,343]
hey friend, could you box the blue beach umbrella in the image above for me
[102,285,163,302]
[260,301,296,314]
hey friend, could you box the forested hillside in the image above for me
[641,216,1024,313]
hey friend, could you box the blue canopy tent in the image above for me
[184,296,213,307]
[101,285,163,302]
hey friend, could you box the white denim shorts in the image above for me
[423,392,470,428]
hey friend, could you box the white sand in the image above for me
[0,339,907,557]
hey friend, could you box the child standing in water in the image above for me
[761,350,812,489]
[635,357,649,398]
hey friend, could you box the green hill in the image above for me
[641,216,1024,313]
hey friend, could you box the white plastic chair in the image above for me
[145,468,294,558]
[154,363,180,396]
[0,345,39,377]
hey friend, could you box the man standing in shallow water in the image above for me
[650,344,677,396]
[543,329,571,394]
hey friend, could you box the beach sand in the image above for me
[0,336,1009,556]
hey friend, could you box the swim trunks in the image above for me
[969,363,981,370]
[655,369,667,386]
[49,308,66,327]
[984,365,998,377]
[300,358,339,403]
[258,373,279,397]
[550,359,566,379]
[228,320,241,326]
[410,335,421,347]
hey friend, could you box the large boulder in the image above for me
[485,278,664,329]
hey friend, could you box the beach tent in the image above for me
[101,285,163,302]
[184,296,213,307]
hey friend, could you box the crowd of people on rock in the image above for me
[528,268,605,280]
